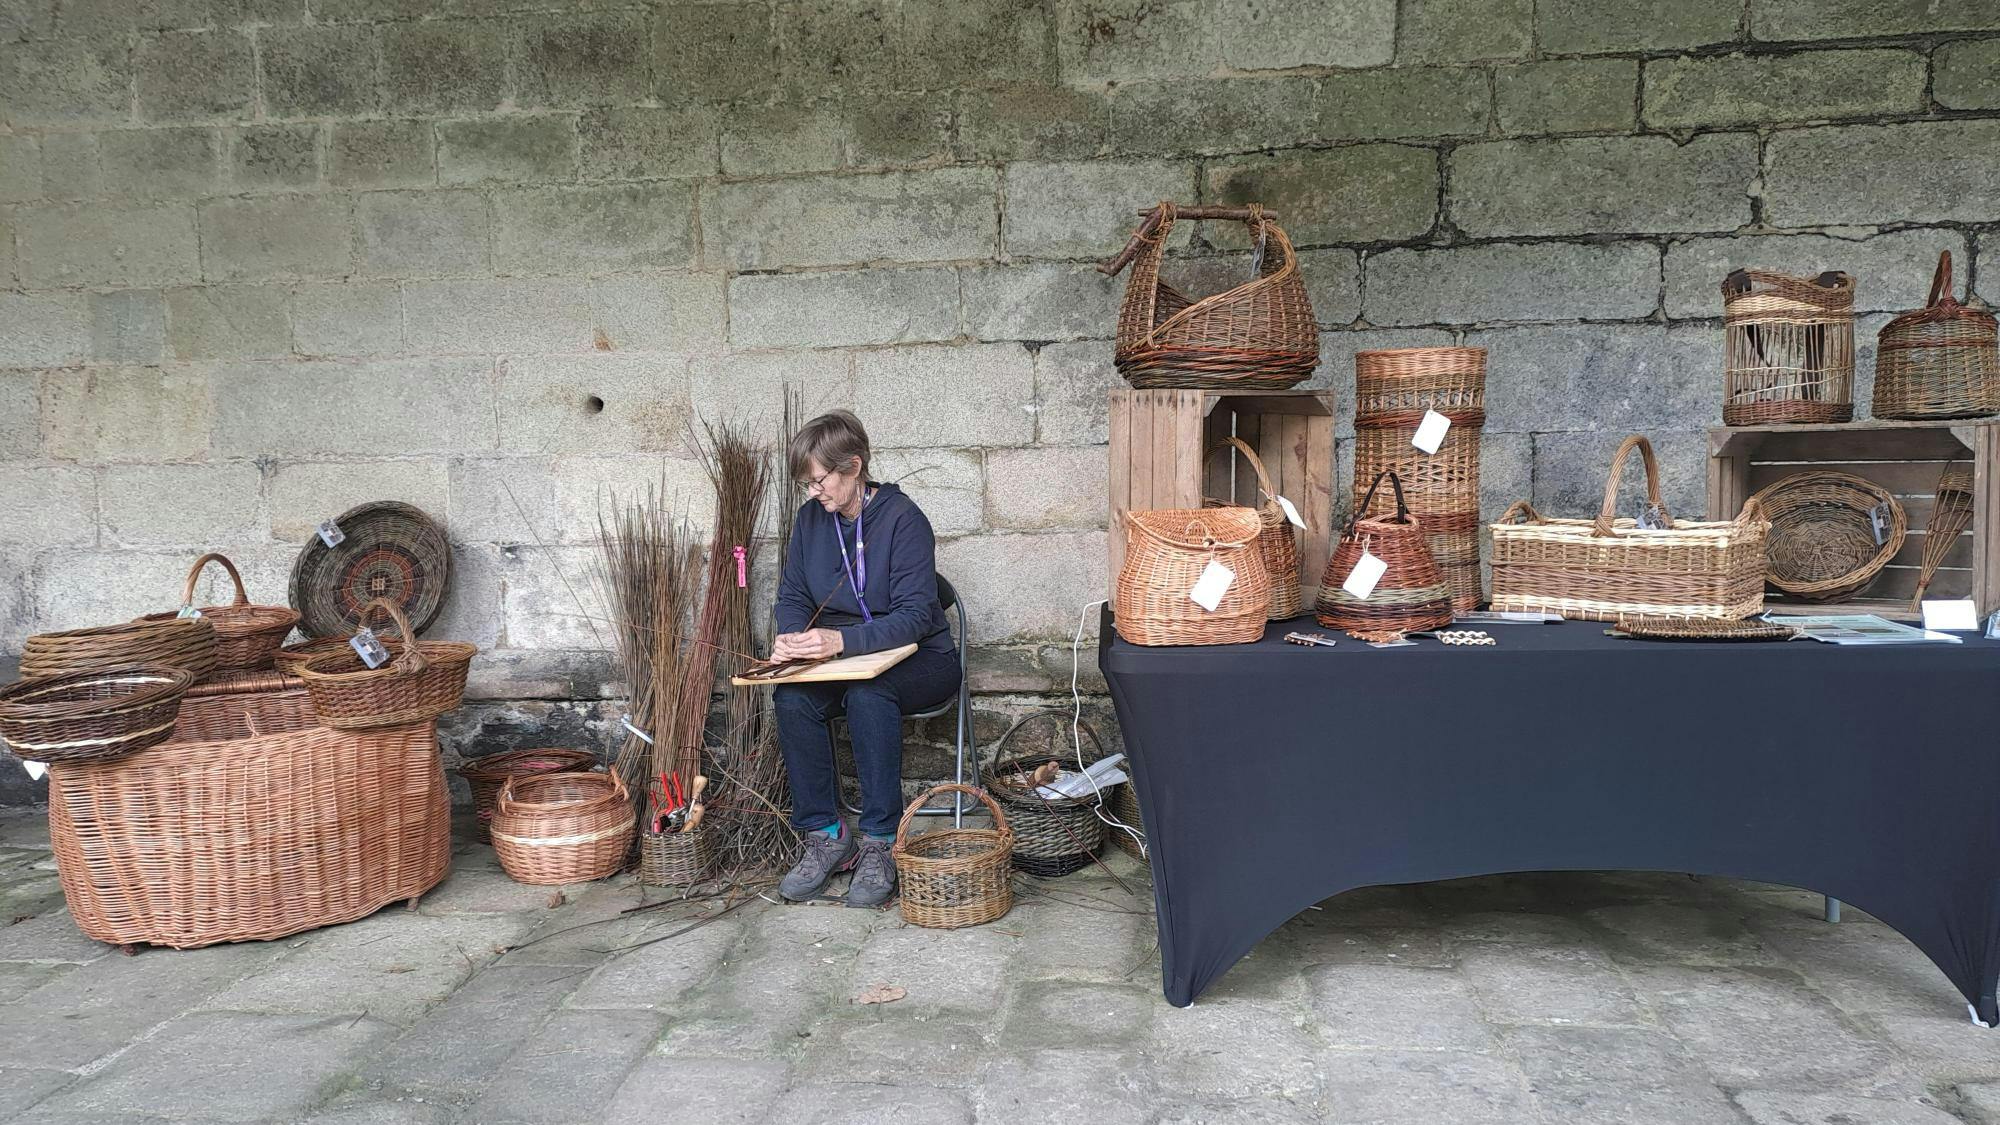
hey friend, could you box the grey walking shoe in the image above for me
[846,837,897,908]
[780,828,858,901]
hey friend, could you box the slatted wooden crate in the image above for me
[1708,420,2000,620]
[1107,389,1336,612]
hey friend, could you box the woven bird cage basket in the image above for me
[1354,346,1487,614]
[1315,470,1455,641]
[1101,202,1319,390]
[1115,508,1271,646]
[1722,269,1856,425]
[0,664,193,766]
[1490,435,1770,622]
[1914,464,1976,608]
[46,680,449,948]
[133,553,299,674]
[491,771,636,886]
[20,616,218,682]
[639,823,716,888]
[893,784,1014,929]
[1203,437,1303,619]
[290,500,452,640]
[1875,251,2000,421]
[296,598,474,730]
[988,713,1110,878]
[1749,471,1906,603]
[459,747,600,844]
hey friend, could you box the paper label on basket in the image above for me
[1188,560,1235,612]
[1411,409,1451,455]
[1869,501,1892,546]
[1342,550,1387,600]
[1987,611,2000,640]
[317,518,346,549]
[21,760,45,781]
[1636,502,1666,531]
[1922,599,1979,632]
[351,627,391,669]
[175,604,202,619]
[1272,493,1306,529]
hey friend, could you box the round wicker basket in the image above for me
[296,598,475,730]
[0,664,194,765]
[459,747,600,844]
[893,784,1014,929]
[1748,471,1906,602]
[491,771,635,886]
[988,713,1110,878]
[21,616,218,682]
[134,553,299,674]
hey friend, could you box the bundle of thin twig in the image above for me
[1913,463,1975,609]
[595,486,701,804]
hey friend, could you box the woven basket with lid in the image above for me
[1114,507,1271,646]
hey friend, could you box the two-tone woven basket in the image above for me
[0,664,193,766]
[1315,470,1455,642]
[988,713,1110,879]
[1203,437,1303,620]
[1875,251,1999,420]
[1722,269,1856,425]
[491,771,635,886]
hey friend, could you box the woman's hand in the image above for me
[772,628,844,662]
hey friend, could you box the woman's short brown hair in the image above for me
[787,409,871,483]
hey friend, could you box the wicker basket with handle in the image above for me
[46,680,449,948]
[459,747,600,844]
[987,712,1110,878]
[1314,470,1455,642]
[1114,507,1271,646]
[296,598,474,730]
[1875,251,1999,421]
[1722,269,1856,426]
[1203,437,1303,619]
[1490,435,1770,622]
[1353,346,1486,614]
[21,616,218,683]
[1100,202,1318,390]
[133,553,300,675]
[0,664,194,766]
[492,771,636,886]
[893,783,1014,929]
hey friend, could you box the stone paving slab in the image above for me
[5,809,2000,1123]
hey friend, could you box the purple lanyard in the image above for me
[834,497,873,623]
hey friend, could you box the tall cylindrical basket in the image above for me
[1722,269,1855,425]
[1353,347,1486,614]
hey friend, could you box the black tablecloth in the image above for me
[1100,608,2000,1020]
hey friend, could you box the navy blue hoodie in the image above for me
[775,482,954,658]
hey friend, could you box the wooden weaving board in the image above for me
[730,643,918,687]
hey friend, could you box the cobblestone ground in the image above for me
[2,808,1999,1124]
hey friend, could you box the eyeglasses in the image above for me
[798,466,841,495]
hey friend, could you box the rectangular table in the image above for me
[1099,608,2000,1022]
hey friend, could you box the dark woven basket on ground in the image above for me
[459,748,600,844]
[134,553,299,674]
[0,664,194,766]
[290,501,452,640]
[1109,771,1145,860]
[988,713,1110,878]
[21,617,218,682]
[893,784,1014,929]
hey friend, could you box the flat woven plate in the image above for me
[289,501,451,639]
[1609,615,1801,642]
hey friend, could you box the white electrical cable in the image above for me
[1073,598,1145,857]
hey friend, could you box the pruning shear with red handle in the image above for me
[650,773,686,834]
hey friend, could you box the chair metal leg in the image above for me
[1824,896,1841,923]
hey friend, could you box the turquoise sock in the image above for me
[866,833,894,844]
[819,822,843,839]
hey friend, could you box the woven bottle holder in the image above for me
[1202,437,1304,620]
[1114,507,1271,646]
[1913,464,1976,609]
[132,553,300,675]
[1100,202,1319,390]
[892,783,1014,929]
[1875,251,2000,421]
[1353,347,1486,614]
[1315,469,1454,642]
[1722,269,1856,425]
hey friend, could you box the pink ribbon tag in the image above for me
[733,545,747,588]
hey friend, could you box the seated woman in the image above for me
[772,410,961,906]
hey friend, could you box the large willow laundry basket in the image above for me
[1490,435,1770,622]
[1114,508,1271,645]
[1102,202,1319,389]
[1203,437,1302,619]
[1722,269,1855,425]
[45,680,450,948]
[1353,346,1487,613]
[1875,251,2000,420]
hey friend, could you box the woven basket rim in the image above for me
[294,639,476,683]
[25,617,213,646]
[0,663,193,720]
[459,747,598,781]
[497,769,624,812]
[1125,507,1264,549]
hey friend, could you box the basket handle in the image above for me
[355,597,428,675]
[1593,435,1674,537]
[1097,202,1281,276]
[497,769,625,815]
[1204,437,1279,503]
[1350,469,1413,529]
[1927,250,1960,310]
[893,783,1008,850]
[182,552,249,609]
[1497,500,1544,525]
[991,710,1104,770]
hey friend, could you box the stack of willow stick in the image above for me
[596,485,701,805]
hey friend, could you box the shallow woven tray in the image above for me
[1609,616,1802,642]
[290,501,451,639]
[0,664,194,765]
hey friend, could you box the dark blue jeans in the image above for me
[773,647,961,839]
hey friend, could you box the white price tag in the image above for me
[1342,550,1387,600]
[350,627,391,669]
[1272,494,1306,529]
[1411,409,1451,455]
[22,760,46,781]
[1188,559,1235,612]
[175,604,203,619]
[1921,599,1980,632]
[318,518,346,548]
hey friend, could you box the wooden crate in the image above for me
[1708,419,2000,620]
[1107,389,1336,610]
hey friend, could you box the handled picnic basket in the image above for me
[46,677,450,948]
[1490,435,1770,622]
[1722,269,1856,425]
[296,598,474,730]
[1114,507,1272,646]
[1100,202,1318,390]
[1203,437,1303,619]
[1315,470,1455,641]
[491,771,636,885]
[893,783,1014,929]
[459,747,600,844]
[137,553,300,674]
[1875,251,1999,420]
[21,616,218,682]
[1353,346,1487,614]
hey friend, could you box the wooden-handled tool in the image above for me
[681,774,708,832]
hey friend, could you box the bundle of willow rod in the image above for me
[595,486,701,805]
[1913,464,1976,609]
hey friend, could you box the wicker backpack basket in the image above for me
[1875,251,1999,420]
[1203,437,1303,620]
[1100,202,1318,390]
[1315,470,1454,642]
[1114,507,1272,646]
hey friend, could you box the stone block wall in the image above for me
[1,0,1998,800]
